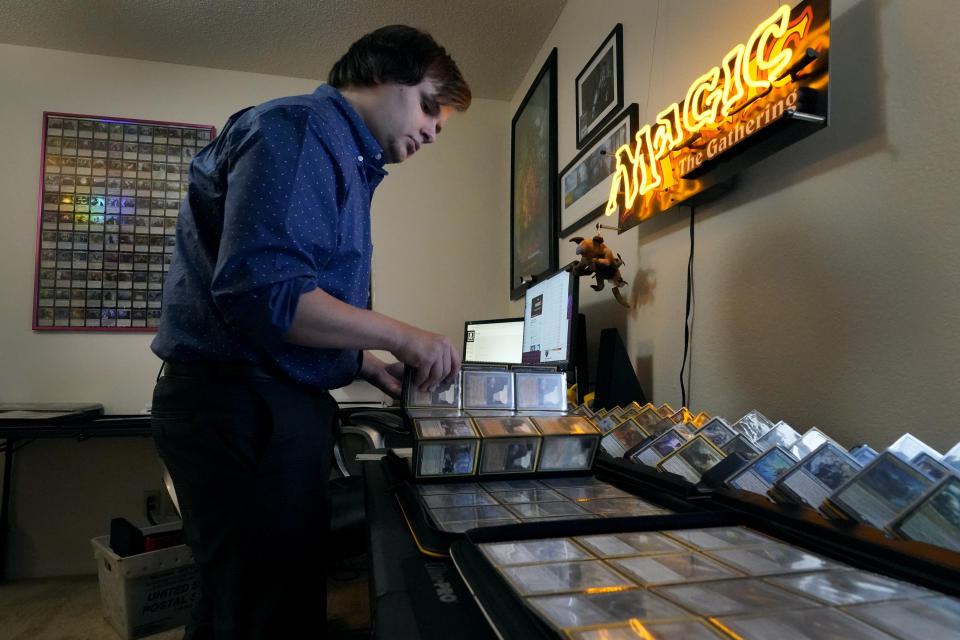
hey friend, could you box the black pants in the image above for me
[152,368,336,640]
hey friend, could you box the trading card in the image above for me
[489,488,564,503]
[842,596,960,639]
[552,484,632,501]
[766,568,932,606]
[506,501,589,519]
[910,451,952,482]
[656,403,675,418]
[630,428,686,467]
[789,427,834,460]
[416,482,483,496]
[594,412,625,434]
[480,478,544,492]
[888,475,960,552]
[38,288,55,305]
[654,576,818,616]
[430,504,514,526]
[462,369,515,410]
[668,407,697,425]
[771,442,862,509]
[600,419,651,458]
[475,416,538,437]
[542,476,605,488]
[610,553,738,586]
[534,416,597,436]
[405,371,461,409]
[644,418,677,437]
[944,441,960,472]
[566,620,728,640]
[538,437,597,472]
[515,372,567,410]
[480,438,540,474]
[726,445,797,496]
[756,421,801,450]
[694,417,736,447]
[568,404,594,418]
[604,406,626,421]
[77,119,94,138]
[705,542,840,576]
[47,117,63,136]
[415,417,477,439]
[500,560,634,596]
[671,420,698,439]
[731,410,774,442]
[658,435,725,482]
[577,497,670,517]
[887,433,942,464]
[661,527,775,551]
[526,589,691,631]
[418,441,478,476]
[480,538,590,566]
[36,307,54,325]
[575,532,686,558]
[714,607,895,639]
[631,407,663,432]
[441,519,516,533]
[828,451,933,528]
[422,492,496,509]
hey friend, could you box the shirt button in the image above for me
[357,155,363,163]
[374,153,381,160]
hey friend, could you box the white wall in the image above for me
[0,44,509,577]
[510,0,960,452]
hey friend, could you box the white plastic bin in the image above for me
[91,522,199,639]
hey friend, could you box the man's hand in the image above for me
[393,327,461,392]
[359,352,405,398]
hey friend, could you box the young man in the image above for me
[151,25,471,639]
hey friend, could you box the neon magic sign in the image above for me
[606,0,830,232]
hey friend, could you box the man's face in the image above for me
[361,78,452,163]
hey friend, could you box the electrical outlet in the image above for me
[144,489,161,520]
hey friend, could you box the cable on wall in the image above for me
[680,206,695,408]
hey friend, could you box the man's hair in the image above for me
[329,25,471,111]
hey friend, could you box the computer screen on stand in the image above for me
[463,318,524,365]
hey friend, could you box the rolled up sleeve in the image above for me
[210,109,343,342]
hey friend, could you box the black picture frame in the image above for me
[559,103,639,237]
[510,49,558,300]
[576,23,624,149]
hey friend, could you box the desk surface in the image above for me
[0,414,151,439]
[363,458,497,640]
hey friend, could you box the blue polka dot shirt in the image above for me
[151,85,387,388]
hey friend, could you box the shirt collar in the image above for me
[313,84,387,171]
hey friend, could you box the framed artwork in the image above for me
[576,23,624,149]
[510,48,558,300]
[560,103,638,237]
[34,112,215,330]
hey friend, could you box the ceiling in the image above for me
[0,0,567,101]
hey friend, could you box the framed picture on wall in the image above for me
[34,112,215,331]
[560,103,638,237]
[576,23,624,149]
[510,49,558,300]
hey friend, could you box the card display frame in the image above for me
[34,112,215,331]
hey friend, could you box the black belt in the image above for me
[163,361,282,380]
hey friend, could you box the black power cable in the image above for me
[680,206,695,408]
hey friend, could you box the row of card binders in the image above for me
[587,401,960,554]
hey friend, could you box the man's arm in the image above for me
[284,287,459,392]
